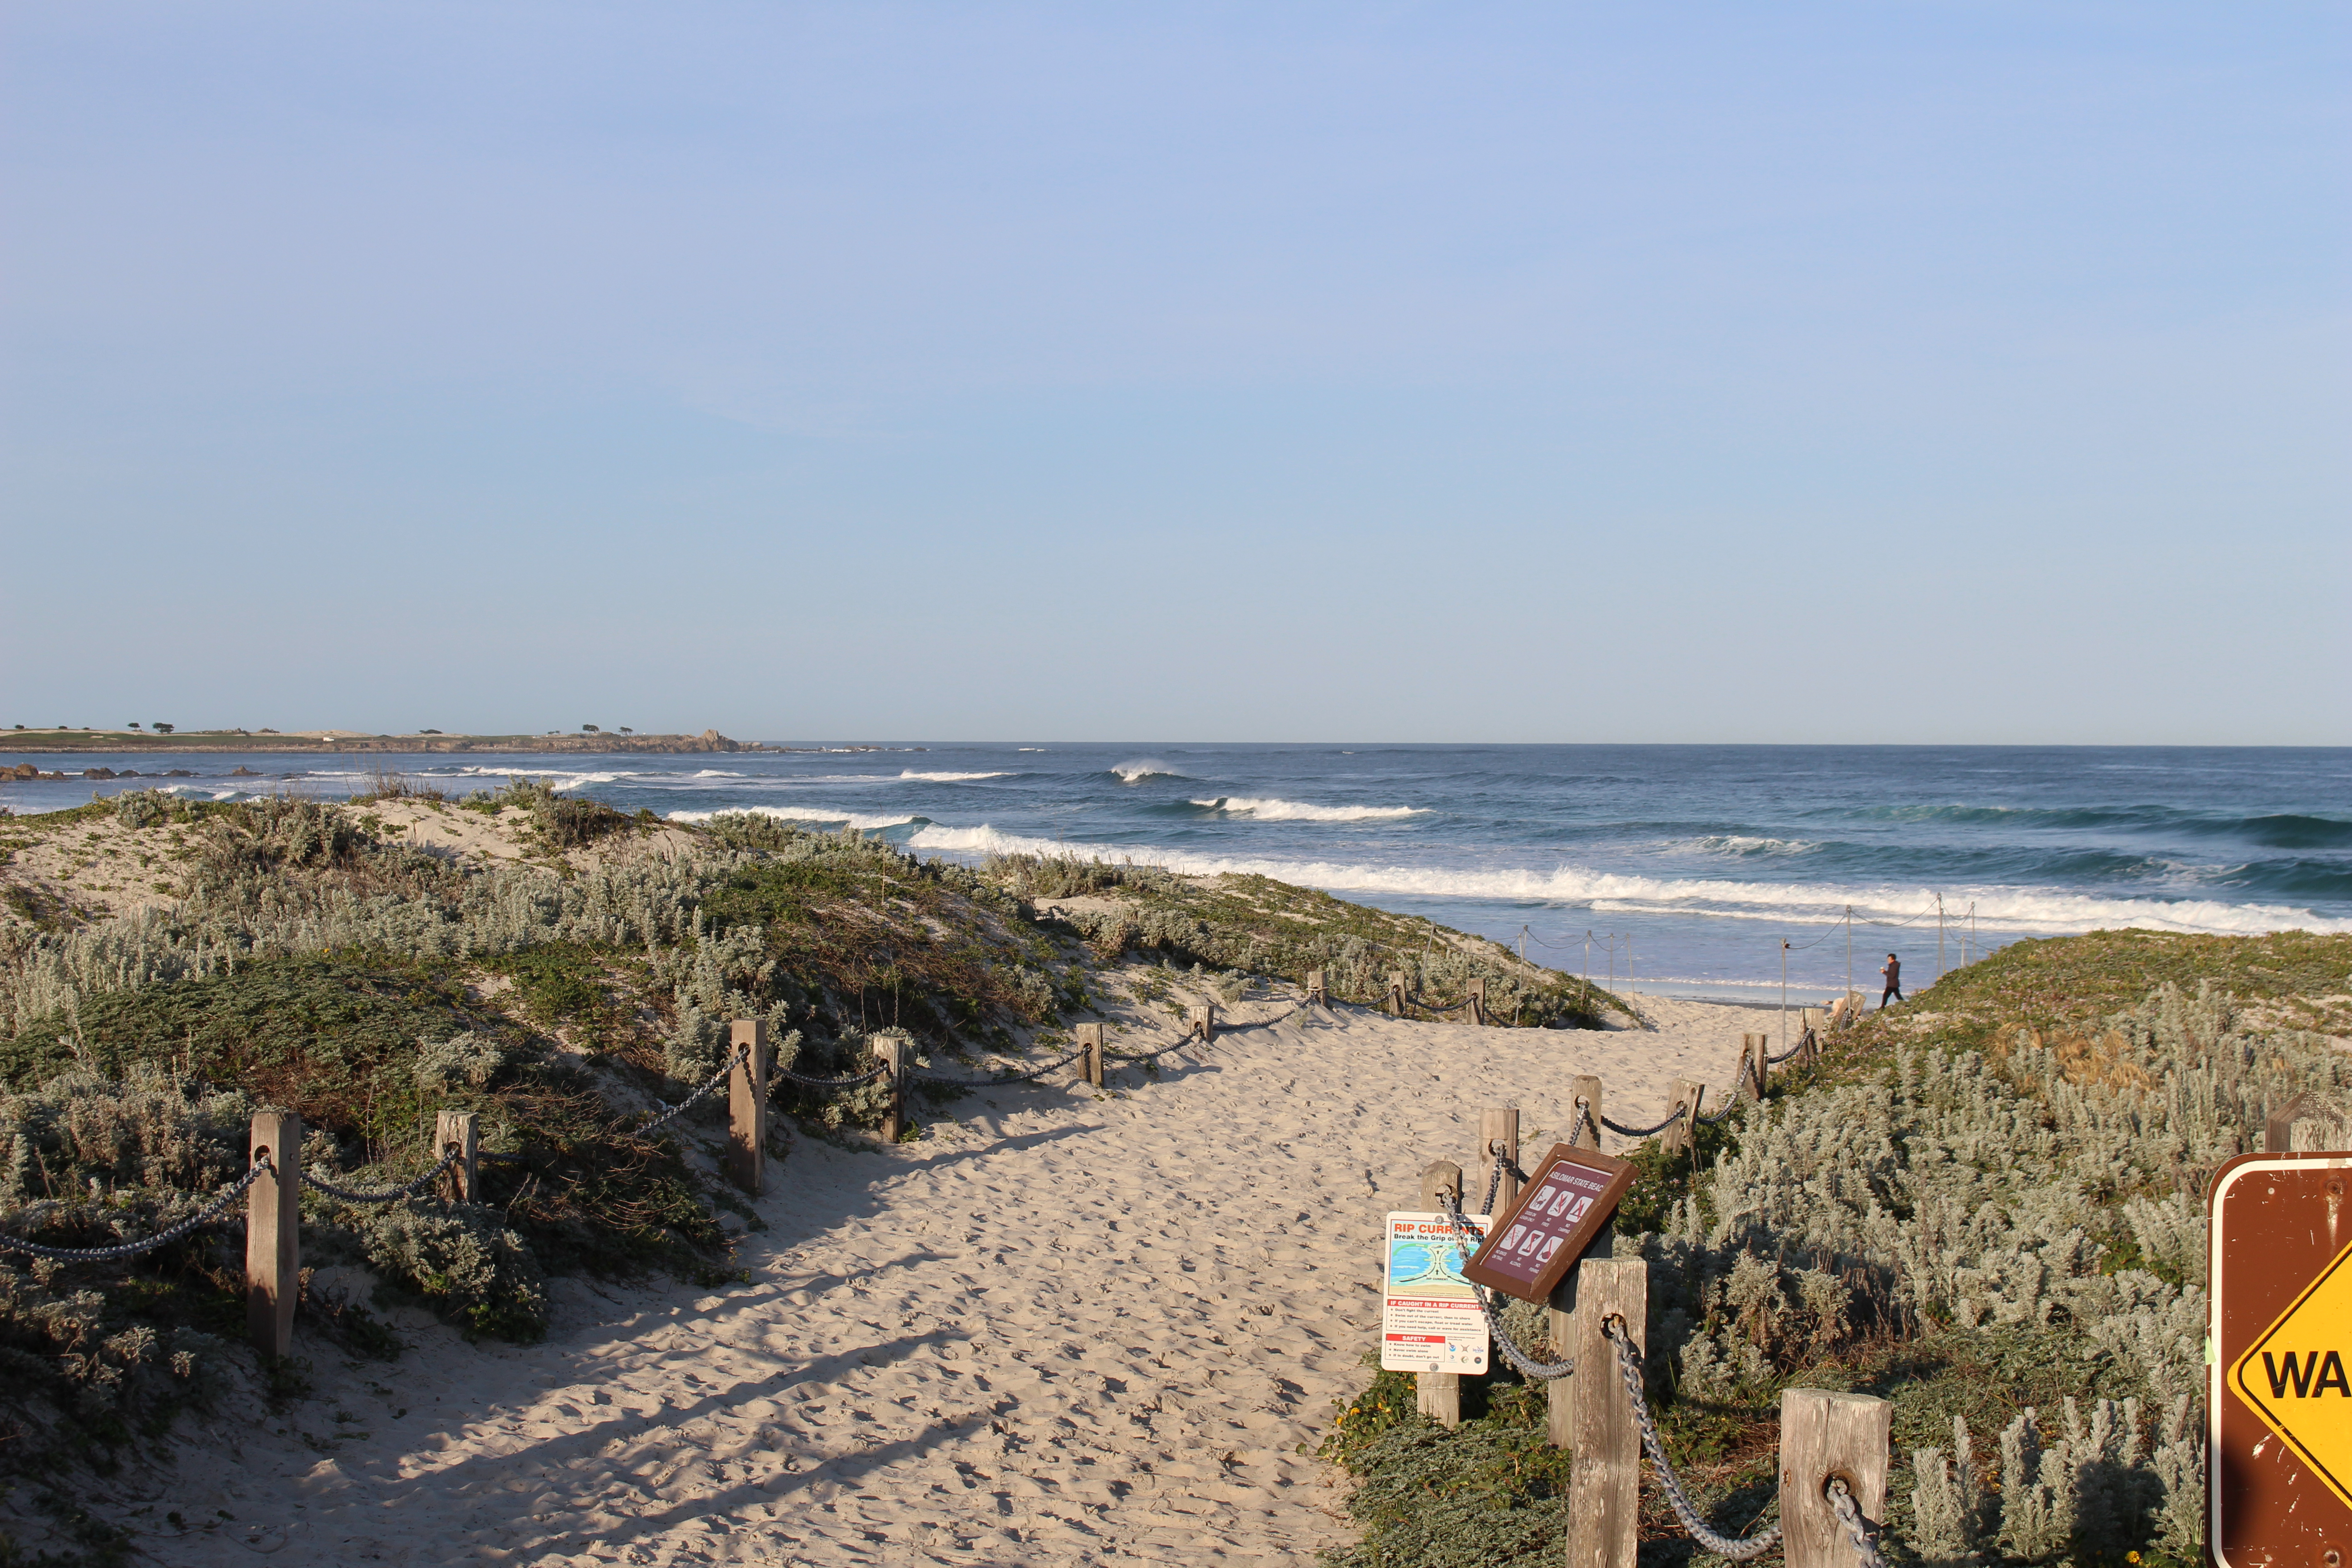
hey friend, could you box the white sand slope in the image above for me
[93,989,1790,1567]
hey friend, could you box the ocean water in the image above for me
[5,744,2347,1003]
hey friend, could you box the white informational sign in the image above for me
[1380,1210,1492,1374]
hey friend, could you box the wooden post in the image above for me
[1734,1035,1763,1101]
[1662,1080,1704,1156]
[1187,1003,1215,1043]
[1779,1387,1892,1568]
[1569,1073,1602,1149]
[1077,1023,1105,1088]
[246,1110,301,1358]
[1476,1107,1519,1216]
[1564,1257,1646,1568]
[1416,1160,1464,1428]
[1386,970,1408,1017]
[1466,976,1488,1026]
[1304,969,1328,1007]
[874,1034,909,1144]
[1547,1219,1608,1447]
[433,1109,479,1203]
[726,1019,769,1193]
[1751,1033,1770,1099]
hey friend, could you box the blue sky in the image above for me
[4,3,2346,744]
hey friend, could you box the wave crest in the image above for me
[902,823,2352,937]
[1188,796,1426,823]
[668,807,926,832]
[900,770,1010,782]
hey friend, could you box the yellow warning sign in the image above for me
[2231,1230,2352,1512]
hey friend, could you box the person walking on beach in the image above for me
[1880,952,1902,1009]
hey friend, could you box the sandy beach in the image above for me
[69,985,1774,1567]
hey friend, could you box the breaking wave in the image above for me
[902,823,2352,937]
[1187,797,1426,823]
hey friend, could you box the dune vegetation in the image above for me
[1319,930,2352,1568]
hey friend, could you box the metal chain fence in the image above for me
[1603,1316,1784,1559]
[0,1157,272,1263]
[299,1147,465,1206]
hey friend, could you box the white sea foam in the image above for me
[1112,759,1182,783]
[1189,797,1426,823]
[1688,835,1818,857]
[900,770,1010,782]
[902,823,2352,938]
[667,806,922,832]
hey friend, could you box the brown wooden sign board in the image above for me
[1462,1142,1636,1304]
[2210,1150,2352,1568]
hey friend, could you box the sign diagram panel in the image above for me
[1381,1211,1490,1375]
[2211,1151,2352,1567]
[1462,1143,1636,1304]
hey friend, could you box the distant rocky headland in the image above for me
[0,728,763,755]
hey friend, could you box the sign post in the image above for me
[2212,1149,2352,1567]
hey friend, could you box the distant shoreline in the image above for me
[0,728,762,755]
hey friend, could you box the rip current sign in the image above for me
[1381,1211,1491,1374]
[1462,1143,1636,1305]
[2211,1151,2352,1566]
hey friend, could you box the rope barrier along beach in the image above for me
[913,1039,1090,1088]
[300,1146,465,1205]
[1480,1147,1524,1216]
[1604,1316,1784,1559]
[1600,1104,1686,1140]
[1828,1477,1890,1568]
[0,1156,273,1262]
[1435,1188,1573,1382]
[636,1044,751,1139]
[773,1060,891,1091]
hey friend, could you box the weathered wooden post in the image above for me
[1304,969,1328,1007]
[1386,970,1408,1017]
[1734,1034,1764,1101]
[1565,1259,1648,1568]
[1416,1160,1465,1428]
[1466,977,1488,1026]
[1187,1003,1215,1043]
[246,1110,301,1357]
[1077,1023,1105,1088]
[1800,1007,1823,1063]
[1780,1388,1892,1568]
[726,1019,769,1193]
[1662,1080,1704,1157]
[1569,1073,1602,1150]
[874,1034,910,1144]
[1752,1033,1772,1099]
[434,1109,479,1203]
[1477,1106,1519,1215]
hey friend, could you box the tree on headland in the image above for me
[153,722,175,735]
[583,724,600,733]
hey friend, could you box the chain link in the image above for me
[1601,1105,1686,1139]
[0,1156,272,1263]
[300,1146,465,1205]
[773,1061,890,1091]
[1435,1193,1574,1381]
[636,1044,750,1139]
[1825,1478,1887,1568]
[916,1040,1089,1087]
[1603,1317,1784,1559]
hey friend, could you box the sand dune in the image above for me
[82,985,1788,1566]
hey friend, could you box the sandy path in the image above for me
[102,991,1779,1567]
